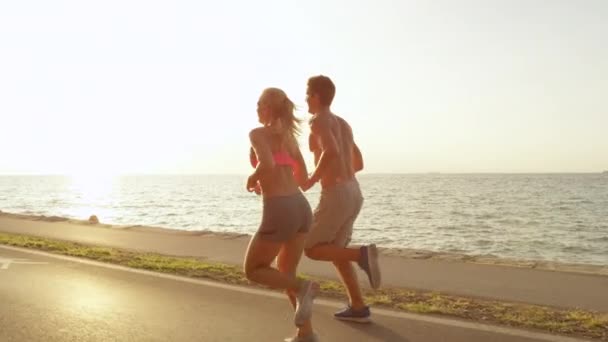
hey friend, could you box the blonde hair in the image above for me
[260,87,302,147]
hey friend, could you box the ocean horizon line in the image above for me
[0,172,605,177]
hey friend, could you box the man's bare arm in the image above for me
[308,134,318,152]
[308,117,339,184]
[352,142,364,172]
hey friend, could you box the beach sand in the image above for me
[1,210,607,312]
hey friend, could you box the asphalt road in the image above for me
[0,245,590,342]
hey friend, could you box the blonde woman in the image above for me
[244,88,320,342]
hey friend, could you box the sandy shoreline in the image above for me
[1,210,606,276]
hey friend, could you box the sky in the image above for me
[1,0,606,175]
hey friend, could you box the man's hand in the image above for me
[300,177,316,192]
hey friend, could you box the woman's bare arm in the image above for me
[248,128,274,183]
[291,142,309,189]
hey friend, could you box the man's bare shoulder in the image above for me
[334,114,350,126]
[334,114,354,134]
[309,114,331,125]
[309,114,333,133]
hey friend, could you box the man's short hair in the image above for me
[307,75,336,106]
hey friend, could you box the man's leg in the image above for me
[329,207,367,311]
[304,238,366,309]
[333,259,366,310]
[306,181,380,286]
[304,243,360,262]
[304,218,366,308]
[331,182,380,322]
[306,183,367,308]
[304,182,379,322]
[317,229,374,322]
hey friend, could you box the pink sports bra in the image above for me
[250,149,297,169]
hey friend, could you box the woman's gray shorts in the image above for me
[258,192,312,242]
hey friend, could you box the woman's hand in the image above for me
[246,174,261,195]
[252,183,261,195]
[246,174,257,191]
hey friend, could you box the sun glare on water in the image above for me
[66,173,118,221]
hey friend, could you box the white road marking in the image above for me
[0,256,48,269]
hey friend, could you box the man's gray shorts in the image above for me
[305,179,364,248]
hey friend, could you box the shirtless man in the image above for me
[301,75,381,323]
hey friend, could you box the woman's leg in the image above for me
[277,232,315,337]
[277,232,308,307]
[244,232,300,290]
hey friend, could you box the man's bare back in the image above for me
[309,112,359,189]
